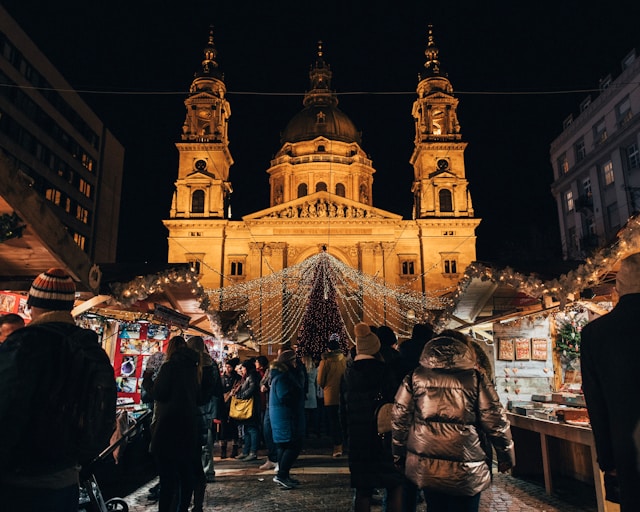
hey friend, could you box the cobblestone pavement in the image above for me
[122,449,601,512]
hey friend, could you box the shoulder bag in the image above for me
[229,395,254,421]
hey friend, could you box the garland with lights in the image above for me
[108,213,640,344]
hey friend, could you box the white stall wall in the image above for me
[493,316,554,406]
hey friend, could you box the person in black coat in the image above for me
[581,252,640,511]
[145,336,201,512]
[343,323,404,512]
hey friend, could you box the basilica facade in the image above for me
[163,28,480,344]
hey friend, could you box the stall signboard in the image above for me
[113,322,169,403]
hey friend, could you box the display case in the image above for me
[113,322,169,403]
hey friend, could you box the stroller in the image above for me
[79,409,152,512]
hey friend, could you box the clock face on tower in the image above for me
[195,159,207,171]
[437,159,449,171]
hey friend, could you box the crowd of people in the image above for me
[3,254,640,511]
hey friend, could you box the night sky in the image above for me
[3,1,640,265]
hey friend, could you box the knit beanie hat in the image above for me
[616,252,640,296]
[27,268,76,311]
[277,349,296,364]
[354,322,381,356]
[328,333,341,350]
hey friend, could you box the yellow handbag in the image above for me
[229,396,253,420]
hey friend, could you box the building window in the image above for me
[599,75,612,90]
[316,182,327,192]
[574,138,586,162]
[73,232,86,250]
[189,232,203,237]
[579,96,591,113]
[79,178,92,198]
[563,115,573,130]
[76,205,89,224]
[401,261,415,275]
[557,153,569,175]
[189,260,201,274]
[439,189,453,212]
[593,118,607,145]
[582,177,592,198]
[191,189,205,213]
[627,143,640,169]
[442,230,455,236]
[567,227,577,253]
[45,188,61,206]
[443,258,457,274]
[617,96,632,126]
[297,183,308,198]
[565,190,574,212]
[317,145,326,152]
[602,160,615,186]
[230,261,244,276]
[607,202,620,232]
[335,183,346,197]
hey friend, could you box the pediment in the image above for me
[428,169,457,180]
[183,170,217,180]
[242,191,402,221]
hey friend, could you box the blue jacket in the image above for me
[268,361,305,443]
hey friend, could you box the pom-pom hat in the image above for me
[616,252,640,296]
[354,322,381,355]
[27,268,76,311]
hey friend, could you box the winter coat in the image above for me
[0,311,114,486]
[317,350,346,406]
[148,346,201,461]
[305,365,318,409]
[581,293,640,510]
[235,369,261,424]
[343,356,405,490]
[269,361,305,443]
[195,356,222,443]
[392,336,514,496]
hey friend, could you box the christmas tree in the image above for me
[296,253,349,360]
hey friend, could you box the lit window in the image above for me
[557,153,569,175]
[191,190,205,213]
[603,160,614,186]
[73,233,86,250]
[565,190,574,212]
[593,118,607,145]
[79,179,92,198]
[45,188,61,205]
[76,206,89,223]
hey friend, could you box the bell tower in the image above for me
[410,26,474,220]
[170,27,233,220]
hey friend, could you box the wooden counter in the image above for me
[506,412,619,512]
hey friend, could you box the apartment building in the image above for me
[0,5,124,268]
[550,48,640,260]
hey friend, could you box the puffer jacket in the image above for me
[269,361,305,443]
[392,336,514,496]
[317,350,346,406]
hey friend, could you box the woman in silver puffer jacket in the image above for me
[391,334,515,511]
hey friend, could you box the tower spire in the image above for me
[422,24,442,77]
[304,41,337,107]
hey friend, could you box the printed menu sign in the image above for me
[515,338,531,360]
[531,338,548,361]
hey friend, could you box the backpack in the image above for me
[36,324,117,465]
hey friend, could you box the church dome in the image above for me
[281,42,362,145]
[281,104,361,144]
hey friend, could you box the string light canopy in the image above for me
[109,213,640,343]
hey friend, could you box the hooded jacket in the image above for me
[268,360,305,443]
[317,350,346,406]
[392,336,514,496]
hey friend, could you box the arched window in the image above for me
[439,189,453,212]
[191,190,205,213]
[336,183,346,197]
[298,183,308,198]
[316,182,327,192]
